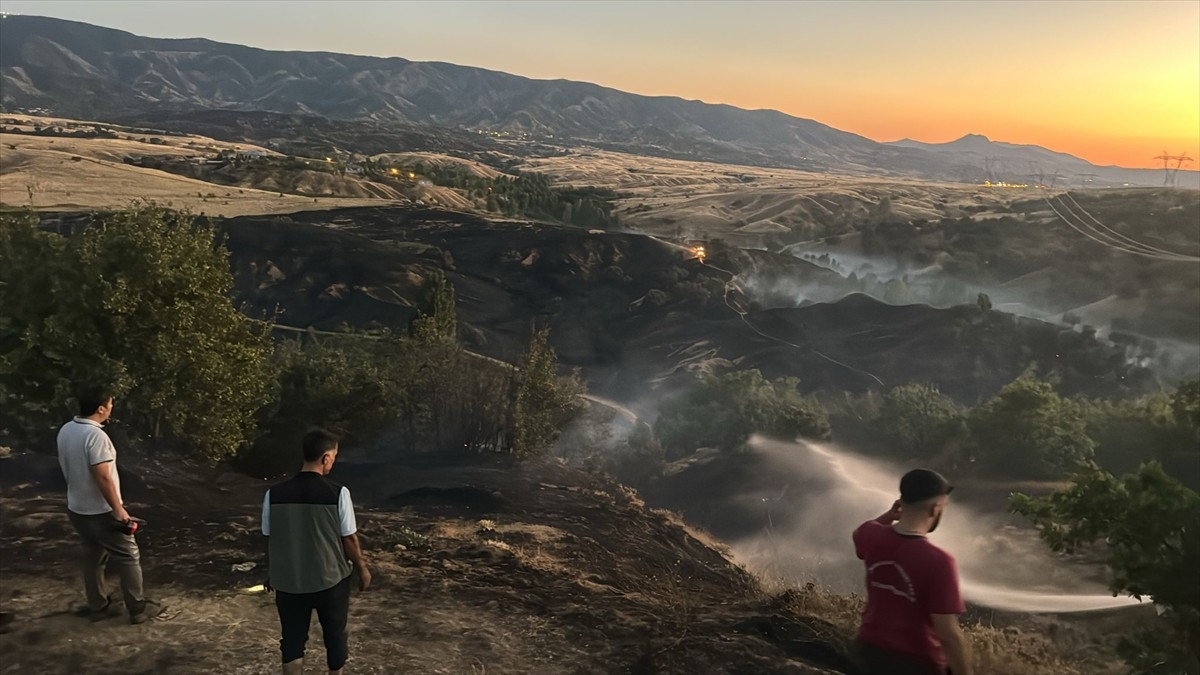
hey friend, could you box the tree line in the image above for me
[407,161,619,229]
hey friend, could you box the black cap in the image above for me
[900,468,954,504]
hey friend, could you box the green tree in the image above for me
[968,376,1094,478]
[410,269,456,343]
[1011,463,1200,670]
[655,369,830,457]
[0,206,273,459]
[512,328,584,458]
[876,384,964,460]
[248,332,410,476]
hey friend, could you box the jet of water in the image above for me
[736,435,1141,613]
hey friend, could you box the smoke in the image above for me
[731,435,1142,613]
[750,243,1197,381]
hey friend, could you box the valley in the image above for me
[1,11,1198,675]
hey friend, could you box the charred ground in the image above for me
[0,441,853,675]
[193,206,1155,404]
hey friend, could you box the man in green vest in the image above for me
[263,429,371,675]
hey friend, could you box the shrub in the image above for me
[875,384,965,461]
[655,369,830,457]
[968,376,1093,478]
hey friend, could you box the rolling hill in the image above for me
[2,15,1189,187]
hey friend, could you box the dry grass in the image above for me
[515,147,1018,241]
[0,116,400,217]
[651,507,734,559]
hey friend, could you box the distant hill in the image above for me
[889,134,1198,189]
[1,15,1191,187]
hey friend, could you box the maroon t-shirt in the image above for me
[853,520,966,668]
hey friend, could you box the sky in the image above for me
[1,0,1197,169]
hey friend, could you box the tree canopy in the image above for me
[875,383,964,460]
[513,328,584,458]
[0,206,272,458]
[967,375,1094,477]
[655,369,830,456]
[1012,463,1200,670]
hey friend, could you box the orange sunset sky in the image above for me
[3,0,1198,169]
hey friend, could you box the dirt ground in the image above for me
[0,446,853,675]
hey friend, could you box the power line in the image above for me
[1060,192,1197,260]
[1043,195,1199,262]
[1051,196,1175,258]
[1152,151,1194,187]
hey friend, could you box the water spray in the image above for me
[736,436,1142,613]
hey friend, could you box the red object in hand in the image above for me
[117,518,146,535]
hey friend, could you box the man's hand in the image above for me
[875,499,903,524]
[112,504,131,524]
[341,533,370,591]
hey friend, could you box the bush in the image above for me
[875,384,964,461]
[243,324,583,473]
[655,369,830,457]
[968,376,1094,478]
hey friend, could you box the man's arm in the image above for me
[932,614,973,675]
[261,491,271,590]
[90,462,129,522]
[337,487,370,591]
[340,534,371,591]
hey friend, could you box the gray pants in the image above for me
[67,511,145,614]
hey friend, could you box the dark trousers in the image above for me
[67,510,145,614]
[853,638,949,675]
[276,575,351,670]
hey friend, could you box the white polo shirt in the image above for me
[56,417,122,515]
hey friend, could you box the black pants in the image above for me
[276,575,351,670]
[852,638,949,675]
[67,510,145,614]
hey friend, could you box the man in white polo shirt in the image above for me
[57,385,159,624]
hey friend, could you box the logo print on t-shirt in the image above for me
[867,560,916,603]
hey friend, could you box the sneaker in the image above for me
[129,600,165,625]
[90,602,123,622]
[86,593,123,622]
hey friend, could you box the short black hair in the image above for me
[302,428,339,462]
[76,385,116,418]
[899,468,954,504]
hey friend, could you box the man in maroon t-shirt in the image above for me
[851,469,973,675]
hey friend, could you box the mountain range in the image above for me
[1,15,1194,188]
